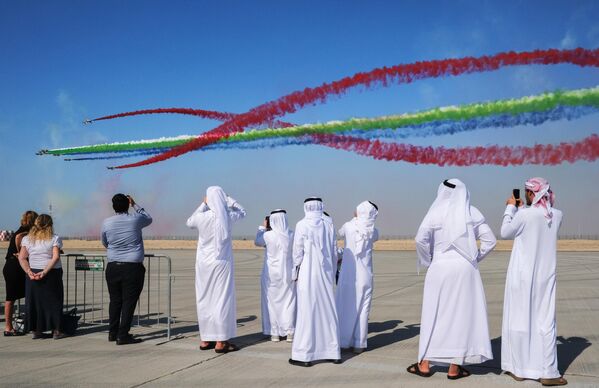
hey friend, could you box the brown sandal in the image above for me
[505,371,525,381]
[540,377,568,386]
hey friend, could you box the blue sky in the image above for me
[1,0,598,237]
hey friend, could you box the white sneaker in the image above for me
[271,336,280,342]
[286,334,293,343]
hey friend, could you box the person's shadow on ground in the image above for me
[367,320,420,351]
[473,335,591,376]
[558,336,592,375]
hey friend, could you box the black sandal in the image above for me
[214,342,239,353]
[407,362,433,377]
[199,341,216,350]
[447,365,471,380]
[289,358,313,367]
[4,330,24,337]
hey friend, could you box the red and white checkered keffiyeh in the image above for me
[525,177,555,224]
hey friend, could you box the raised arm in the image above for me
[133,203,152,228]
[101,222,109,248]
[255,226,266,247]
[475,222,496,262]
[227,196,247,223]
[500,205,525,239]
[186,202,209,229]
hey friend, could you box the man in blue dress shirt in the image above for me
[101,194,152,345]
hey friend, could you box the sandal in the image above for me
[540,377,568,386]
[199,341,216,350]
[4,330,25,337]
[447,365,471,380]
[505,371,525,381]
[407,362,433,377]
[214,342,240,353]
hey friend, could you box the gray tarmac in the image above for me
[1,249,598,387]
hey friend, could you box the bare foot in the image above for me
[419,360,430,374]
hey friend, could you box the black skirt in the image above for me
[3,256,26,301]
[26,268,63,332]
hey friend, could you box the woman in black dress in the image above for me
[3,210,37,336]
[18,214,65,339]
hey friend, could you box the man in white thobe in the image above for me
[409,179,496,380]
[335,201,379,354]
[255,209,296,342]
[289,197,341,367]
[501,177,567,386]
[186,186,246,353]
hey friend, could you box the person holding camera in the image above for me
[335,201,379,355]
[500,178,567,386]
[101,194,152,345]
[254,210,296,343]
[187,186,246,353]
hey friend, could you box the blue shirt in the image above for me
[101,204,152,263]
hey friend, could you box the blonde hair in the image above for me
[20,210,38,229]
[28,214,54,243]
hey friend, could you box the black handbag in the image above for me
[61,308,81,335]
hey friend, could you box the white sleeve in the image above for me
[475,223,496,262]
[186,203,208,229]
[292,225,305,280]
[415,225,433,271]
[500,205,525,239]
[227,196,247,223]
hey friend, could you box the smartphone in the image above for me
[265,216,271,231]
[513,189,520,206]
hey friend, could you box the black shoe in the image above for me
[288,358,313,367]
[330,359,343,364]
[116,335,143,345]
[108,333,117,342]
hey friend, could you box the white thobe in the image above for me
[335,220,379,349]
[416,206,496,365]
[501,205,563,379]
[291,217,340,362]
[186,198,246,341]
[255,226,296,337]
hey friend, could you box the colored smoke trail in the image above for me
[42,86,599,156]
[110,47,599,169]
[316,133,599,166]
[60,133,599,166]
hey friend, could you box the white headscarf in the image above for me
[420,179,479,263]
[354,201,378,256]
[206,186,230,258]
[269,210,291,238]
[302,197,325,252]
[303,197,324,227]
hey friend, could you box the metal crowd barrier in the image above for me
[63,253,173,340]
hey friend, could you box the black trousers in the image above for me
[105,262,145,339]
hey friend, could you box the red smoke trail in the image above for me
[90,108,295,129]
[112,47,599,169]
[91,108,237,122]
[315,134,599,166]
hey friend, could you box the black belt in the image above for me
[109,261,143,265]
